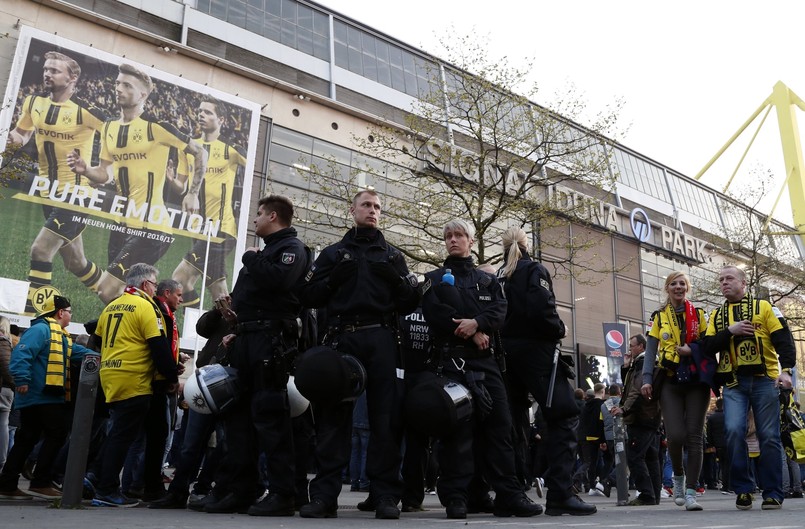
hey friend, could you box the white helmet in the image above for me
[184,364,242,415]
[287,376,310,418]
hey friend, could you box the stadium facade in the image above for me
[1,0,803,391]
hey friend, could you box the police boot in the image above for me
[446,499,467,519]
[248,493,295,517]
[203,492,253,514]
[188,490,222,512]
[544,494,597,516]
[299,498,338,518]
[148,490,188,509]
[374,497,401,519]
[493,493,543,517]
[356,493,375,511]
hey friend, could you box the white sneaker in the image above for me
[684,491,703,511]
[533,478,544,498]
[660,488,671,499]
[588,488,605,497]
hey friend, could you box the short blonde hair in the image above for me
[443,219,474,241]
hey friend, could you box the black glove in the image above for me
[464,370,493,420]
[369,260,403,286]
[329,258,358,288]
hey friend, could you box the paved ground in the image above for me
[3,484,805,529]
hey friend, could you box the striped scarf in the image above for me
[44,317,72,401]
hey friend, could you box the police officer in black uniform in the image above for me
[497,226,596,516]
[190,195,309,515]
[421,219,542,519]
[298,189,419,520]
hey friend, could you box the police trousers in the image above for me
[214,328,295,498]
[437,355,523,506]
[503,337,580,502]
[309,326,404,506]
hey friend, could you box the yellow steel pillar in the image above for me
[772,81,805,243]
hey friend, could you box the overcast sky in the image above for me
[319,0,805,224]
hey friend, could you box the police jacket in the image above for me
[231,226,308,323]
[195,308,232,367]
[421,256,506,351]
[299,227,419,322]
[497,252,565,342]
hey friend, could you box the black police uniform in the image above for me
[399,306,436,510]
[421,255,536,516]
[299,226,419,517]
[497,251,595,515]
[208,226,309,513]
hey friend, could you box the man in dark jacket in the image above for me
[611,334,661,505]
[298,189,419,520]
[579,383,606,496]
[189,195,310,515]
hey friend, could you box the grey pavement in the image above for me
[2,484,805,529]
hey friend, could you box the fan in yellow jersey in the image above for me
[7,51,105,316]
[702,265,795,511]
[68,63,208,304]
[169,97,245,307]
[92,263,179,507]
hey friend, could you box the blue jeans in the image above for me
[723,375,783,501]
[97,395,151,496]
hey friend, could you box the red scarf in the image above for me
[683,299,699,344]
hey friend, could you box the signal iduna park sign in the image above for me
[548,185,710,263]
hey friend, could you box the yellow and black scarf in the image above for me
[44,317,72,401]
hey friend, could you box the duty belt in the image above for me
[332,323,385,334]
[235,320,286,333]
[441,344,492,360]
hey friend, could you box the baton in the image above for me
[546,343,561,408]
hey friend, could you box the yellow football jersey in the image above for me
[16,94,105,195]
[95,291,166,403]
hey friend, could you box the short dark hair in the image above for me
[258,195,294,226]
[199,95,224,118]
[631,333,646,348]
[157,279,181,296]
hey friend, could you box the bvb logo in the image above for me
[737,339,759,363]
[31,286,62,314]
[61,114,73,126]
[133,130,143,142]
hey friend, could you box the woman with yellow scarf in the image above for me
[640,271,710,511]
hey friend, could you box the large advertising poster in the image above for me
[0,27,259,333]
[602,322,628,385]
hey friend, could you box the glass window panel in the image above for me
[297,4,313,29]
[347,26,362,49]
[313,11,329,36]
[390,66,405,92]
[263,14,281,41]
[281,19,296,47]
[197,0,211,13]
[266,0,281,16]
[297,27,314,55]
[348,47,363,75]
[313,34,329,61]
[245,5,264,34]
[616,277,642,320]
[334,20,347,43]
[272,126,314,152]
[614,237,639,279]
[281,0,296,22]
[334,41,349,68]
[248,0,264,7]
[210,0,227,19]
[363,52,378,81]
[312,139,351,165]
[227,1,247,28]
